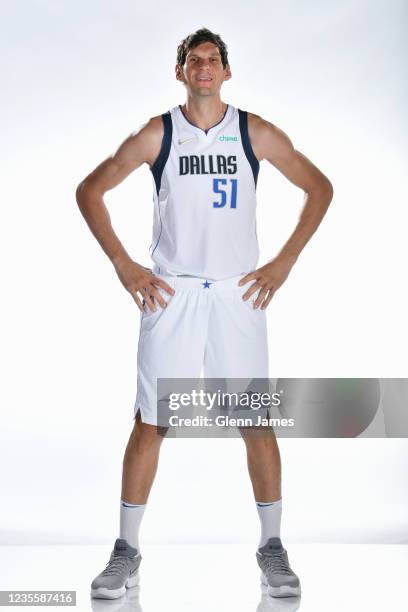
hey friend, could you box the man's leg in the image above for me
[119,410,167,550]
[90,410,165,600]
[240,426,282,547]
[241,426,281,501]
[123,277,207,547]
[92,277,207,599]
[121,410,166,503]
[203,277,300,596]
[241,426,301,597]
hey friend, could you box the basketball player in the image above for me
[76,28,333,600]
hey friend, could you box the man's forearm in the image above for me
[76,184,131,267]
[276,182,333,263]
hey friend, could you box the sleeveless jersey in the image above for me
[148,103,260,280]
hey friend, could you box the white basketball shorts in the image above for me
[133,273,269,425]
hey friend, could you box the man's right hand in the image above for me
[113,256,175,313]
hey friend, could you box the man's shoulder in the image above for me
[246,111,286,144]
[244,112,288,161]
[246,111,273,134]
[130,114,164,141]
[113,114,166,170]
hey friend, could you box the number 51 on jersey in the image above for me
[213,178,238,208]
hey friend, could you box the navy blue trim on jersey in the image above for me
[151,111,172,196]
[150,112,172,259]
[238,109,259,187]
[179,104,229,135]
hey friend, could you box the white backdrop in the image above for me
[1,0,407,545]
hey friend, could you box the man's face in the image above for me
[176,41,231,96]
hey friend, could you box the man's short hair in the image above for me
[176,27,229,69]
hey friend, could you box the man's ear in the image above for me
[224,64,232,81]
[175,64,185,83]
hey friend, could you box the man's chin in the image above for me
[190,87,216,97]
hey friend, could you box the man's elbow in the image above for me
[324,177,334,199]
[324,179,334,209]
[75,179,88,206]
[75,178,99,210]
[314,176,334,205]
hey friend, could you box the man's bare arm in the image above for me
[249,112,333,262]
[75,116,175,312]
[239,113,334,309]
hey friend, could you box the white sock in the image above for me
[119,499,146,551]
[256,498,282,548]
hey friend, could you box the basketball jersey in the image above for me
[148,103,260,280]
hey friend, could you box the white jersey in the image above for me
[148,103,260,280]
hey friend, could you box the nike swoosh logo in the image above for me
[129,568,138,575]
[178,137,196,145]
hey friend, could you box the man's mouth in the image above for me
[197,76,212,81]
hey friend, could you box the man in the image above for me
[76,27,333,600]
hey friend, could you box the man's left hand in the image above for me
[238,255,297,310]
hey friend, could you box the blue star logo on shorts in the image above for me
[202,280,212,289]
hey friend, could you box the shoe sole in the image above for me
[261,573,301,598]
[91,572,140,599]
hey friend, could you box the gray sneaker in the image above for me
[91,538,142,599]
[256,538,301,598]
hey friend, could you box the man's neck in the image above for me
[181,97,227,131]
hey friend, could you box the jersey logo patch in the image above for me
[178,137,197,145]
[219,135,239,142]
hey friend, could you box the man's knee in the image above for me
[130,416,167,448]
[240,426,276,448]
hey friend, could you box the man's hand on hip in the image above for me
[238,255,297,310]
[113,256,175,313]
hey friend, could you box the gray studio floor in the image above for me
[1,542,407,611]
